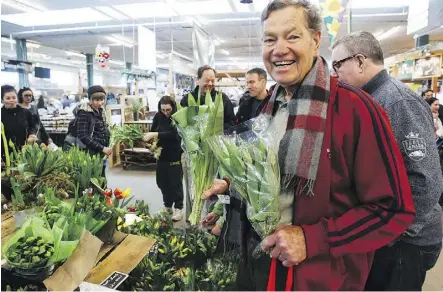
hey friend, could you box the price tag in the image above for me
[218,195,230,205]
[99,271,128,290]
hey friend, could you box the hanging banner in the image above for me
[319,0,350,45]
[138,26,156,72]
[95,45,110,69]
[192,24,215,68]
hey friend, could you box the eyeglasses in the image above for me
[332,54,367,73]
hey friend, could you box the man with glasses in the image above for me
[332,31,443,291]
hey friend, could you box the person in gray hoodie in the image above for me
[332,31,442,291]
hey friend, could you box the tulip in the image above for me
[122,188,131,198]
[104,189,112,197]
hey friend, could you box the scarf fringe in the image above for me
[281,175,315,196]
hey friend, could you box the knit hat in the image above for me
[88,85,106,100]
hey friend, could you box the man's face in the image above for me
[424,91,434,100]
[331,44,366,88]
[197,69,216,95]
[262,6,321,87]
[246,73,266,97]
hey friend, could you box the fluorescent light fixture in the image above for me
[26,42,40,49]
[114,2,177,18]
[105,35,134,48]
[374,25,403,41]
[220,49,230,56]
[28,52,51,60]
[1,38,15,44]
[65,51,86,58]
[94,6,129,20]
[2,0,46,12]
[109,60,125,66]
[1,38,39,48]
[156,54,167,59]
[172,0,232,15]
[2,8,112,27]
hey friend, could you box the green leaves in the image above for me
[172,92,224,225]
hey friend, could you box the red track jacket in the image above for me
[289,78,416,290]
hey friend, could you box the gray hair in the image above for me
[332,31,384,65]
[261,0,322,33]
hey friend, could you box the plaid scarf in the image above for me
[263,56,330,196]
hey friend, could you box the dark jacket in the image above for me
[262,78,415,290]
[1,105,36,152]
[180,86,236,130]
[152,112,182,162]
[76,103,110,154]
[24,104,50,144]
[235,93,270,125]
[362,69,442,246]
[438,104,443,123]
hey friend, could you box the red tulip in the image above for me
[104,189,112,197]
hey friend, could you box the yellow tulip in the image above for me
[122,188,131,198]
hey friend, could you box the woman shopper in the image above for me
[18,87,51,145]
[1,85,37,155]
[76,85,112,177]
[143,96,184,222]
[427,97,443,138]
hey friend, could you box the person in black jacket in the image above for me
[76,85,112,176]
[143,96,184,221]
[1,85,37,157]
[423,89,443,123]
[236,68,271,125]
[17,87,51,145]
[180,65,236,130]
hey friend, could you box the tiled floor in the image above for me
[106,166,443,290]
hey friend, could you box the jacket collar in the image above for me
[361,69,390,95]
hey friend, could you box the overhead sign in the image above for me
[138,25,156,72]
[1,59,33,73]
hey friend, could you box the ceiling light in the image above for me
[94,6,129,20]
[2,8,111,27]
[375,26,403,41]
[156,54,167,59]
[109,60,125,66]
[26,42,40,48]
[105,36,134,48]
[2,0,46,12]
[220,49,230,56]
[65,51,86,58]
[1,38,15,44]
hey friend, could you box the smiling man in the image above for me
[180,65,235,130]
[332,31,443,291]
[202,0,416,290]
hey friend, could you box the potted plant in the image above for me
[131,101,144,121]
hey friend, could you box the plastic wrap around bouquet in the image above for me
[206,114,281,252]
[172,91,224,225]
[2,215,83,277]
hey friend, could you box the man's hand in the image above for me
[263,225,307,267]
[27,135,37,143]
[102,147,113,156]
[201,212,219,227]
[202,179,229,200]
[211,224,222,236]
[143,132,158,142]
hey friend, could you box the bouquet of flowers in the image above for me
[172,91,224,225]
[207,115,280,247]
